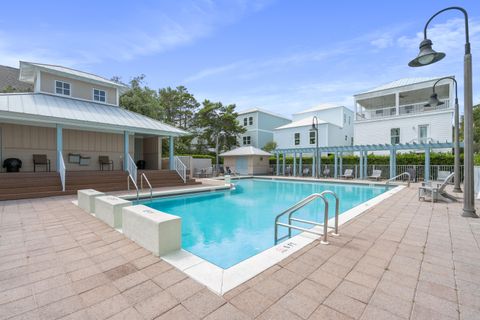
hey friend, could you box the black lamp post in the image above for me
[425,77,462,193]
[408,6,477,218]
[310,116,319,178]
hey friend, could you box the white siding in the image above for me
[354,110,453,154]
[274,125,328,149]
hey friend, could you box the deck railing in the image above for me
[174,156,187,183]
[58,151,66,192]
[356,100,450,121]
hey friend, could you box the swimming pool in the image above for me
[140,178,390,269]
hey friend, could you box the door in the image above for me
[235,157,248,175]
[418,125,428,143]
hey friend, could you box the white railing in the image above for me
[174,156,187,183]
[357,99,450,121]
[58,150,66,192]
[126,154,137,184]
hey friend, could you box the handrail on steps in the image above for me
[274,190,340,245]
[141,173,153,200]
[174,156,187,183]
[386,172,411,187]
[127,175,139,201]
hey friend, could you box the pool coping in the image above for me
[156,180,405,295]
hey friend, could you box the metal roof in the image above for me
[0,93,186,136]
[19,61,128,93]
[275,116,329,130]
[273,141,458,154]
[358,77,446,95]
[293,103,343,115]
[220,146,271,156]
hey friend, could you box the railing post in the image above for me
[276,153,279,176]
[293,152,297,176]
[299,152,303,176]
[425,147,430,182]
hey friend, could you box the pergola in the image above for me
[273,141,459,182]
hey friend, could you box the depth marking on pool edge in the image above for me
[276,242,297,253]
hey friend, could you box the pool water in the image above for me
[141,178,389,269]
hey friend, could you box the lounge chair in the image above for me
[418,172,457,203]
[302,168,310,176]
[99,156,114,171]
[339,169,354,179]
[368,169,382,181]
[226,167,238,176]
[33,154,50,172]
[437,170,451,182]
[203,167,213,178]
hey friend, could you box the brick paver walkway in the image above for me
[1,185,479,319]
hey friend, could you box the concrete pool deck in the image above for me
[1,183,479,319]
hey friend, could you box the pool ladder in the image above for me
[274,191,339,245]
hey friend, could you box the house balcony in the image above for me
[355,99,451,121]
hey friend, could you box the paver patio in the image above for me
[1,184,479,319]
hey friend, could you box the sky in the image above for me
[1,0,479,116]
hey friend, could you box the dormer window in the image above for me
[93,89,106,103]
[55,80,70,96]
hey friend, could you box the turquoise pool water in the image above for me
[141,178,389,269]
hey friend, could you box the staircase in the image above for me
[0,172,64,200]
[0,170,200,201]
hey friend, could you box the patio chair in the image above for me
[99,156,114,171]
[203,167,213,178]
[418,172,457,203]
[285,165,292,176]
[323,166,330,178]
[339,169,354,179]
[368,169,382,181]
[437,170,451,182]
[33,154,50,172]
[302,167,310,176]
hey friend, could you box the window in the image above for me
[249,116,253,125]
[243,136,251,145]
[93,89,106,102]
[243,118,247,126]
[309,131,316,144]
[391,128,400,144]
[419,125,428,143]
[345,135,348,141]
[351,137,354,145]
[343,114,346,124]
[294,133,300,145]
[55,80,70,96]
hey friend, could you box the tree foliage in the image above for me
[119,75,162,120]
[159,86,199,129]
[263,141,277,152]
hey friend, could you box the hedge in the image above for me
[269,152,466,166]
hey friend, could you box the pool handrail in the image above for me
[140,173,153,200]
[274,190,340,245]
[386,172,411,187]
[127,174,139,201]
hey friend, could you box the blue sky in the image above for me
[1,0,479,116]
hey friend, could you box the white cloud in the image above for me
[370,34,395,49]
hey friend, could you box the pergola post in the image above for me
[299,153,303,176]
[359,151,364,179]
[293,152,297,176]
[364,151,368,178]
[169,136,174,170]
[339,152,343,176]
[318,151,322,176]
[282,152,286,176]
[389,149,394,178]
[393,148,397,177]
[312,152,316,177]
[276,153,279,176]
[124,131,129,171]
[425,147,430,182]
[334,152,338,179]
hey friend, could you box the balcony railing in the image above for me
[356,100,450,121]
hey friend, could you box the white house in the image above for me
[236,108,291,149]
[273,104,354,150]
[354,77,454,154]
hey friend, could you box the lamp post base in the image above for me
[462,208,479,218]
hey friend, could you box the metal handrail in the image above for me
[126,154,137,184]
[386,172,411,187]
[58,150,66,192]
[127,175,139,200]
[141,173,153,200]
[174,156,187,183]
[274,190,340,245]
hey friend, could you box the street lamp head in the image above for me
[424,92,445,107]
[408,39,446,67]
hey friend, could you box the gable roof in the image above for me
[19,61,129,93]
[237,107,291,120]
[358,77,445,95]
[275,116,329,130]
[220,146,271,157]
[0,65,33,92]
[0,93,186,136]
[293,103,343,115]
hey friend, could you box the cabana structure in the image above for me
[220,146,271,175]
[273,141,459,182]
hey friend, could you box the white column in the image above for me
[124,131,129,171]
[293,152,297,176]
[56,124,62,171]
[395,92,400,115]
[169,136,174,170]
